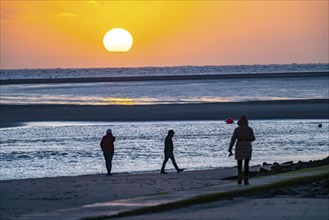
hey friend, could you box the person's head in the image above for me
[168,130,175,136]
[106,129,112,135]
[237,115,248,126]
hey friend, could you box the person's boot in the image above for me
[160,163,167,174]
[177,168,184,174]
[160,170,168,174]
[237,171,243,184]
[244,175,249,185]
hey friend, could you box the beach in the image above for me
[0,167,236,219]
[1,163,328,220]
[1,99,328,128]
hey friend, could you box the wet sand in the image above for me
[1,99,328,128]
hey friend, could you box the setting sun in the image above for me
[103,28,133,53]
[0,1,328,68]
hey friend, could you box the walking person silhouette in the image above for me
[160,130,184,174]
[100,129,116,176]
[228,115,255,185]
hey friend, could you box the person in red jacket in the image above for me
[100,129,116,176]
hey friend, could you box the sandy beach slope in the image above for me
[1,164,328,220]
[0,167,238,219]
[1,99,328,128]
[117,197,328,220]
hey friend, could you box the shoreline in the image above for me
[1,99,328,128]
[1,155,327,182]
[0,166,239,182]
[1,153,327,181]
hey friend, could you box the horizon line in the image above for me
[1,62,328,71]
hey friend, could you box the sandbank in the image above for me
[1,72,328,85]
[0,99,328,128]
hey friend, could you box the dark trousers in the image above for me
[237,159,249,175]
[103,152,114,174]
[161,153,179,171]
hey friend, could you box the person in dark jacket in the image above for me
[228,115,255,185]
[100,129,116,176]
[160,130,184,174]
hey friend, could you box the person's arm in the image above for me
[249,128,255,142]
[228,129,237,155]
[100,137,105,148]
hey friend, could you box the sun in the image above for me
[103,28,133,52]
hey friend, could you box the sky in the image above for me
[1,0,328,69]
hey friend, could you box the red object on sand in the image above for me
[226,118,234,124]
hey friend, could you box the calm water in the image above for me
[0,64,328,180]
[0,120,328,180]
[1,77,328,105]
[1,64,328,105]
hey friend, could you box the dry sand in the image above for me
[117,197,328,220]
[0,167,238,219]
[1,165,328,220]
[1,99,328,128]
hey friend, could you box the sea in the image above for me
[0,63,328,180]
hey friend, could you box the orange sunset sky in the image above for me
[1,0,328,69]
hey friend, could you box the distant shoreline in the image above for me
[1,99,328,128]
[0,71,328,85]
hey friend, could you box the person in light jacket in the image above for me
[228,115,255,185]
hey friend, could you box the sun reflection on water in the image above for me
[104,97,134,105]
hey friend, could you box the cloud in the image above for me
[87,1,99,6]
[0,12,11,20]
[56,12,77,17]
[0,5,21,21]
